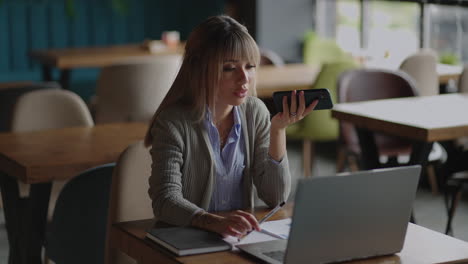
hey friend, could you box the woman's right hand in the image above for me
[191,210,261,237]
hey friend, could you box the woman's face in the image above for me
[216,58,256,107]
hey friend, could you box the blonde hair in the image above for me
[144,15,260,146]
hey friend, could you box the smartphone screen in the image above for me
[272,88,333,113]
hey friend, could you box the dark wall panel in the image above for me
[9,2,29,71]
[0,3,9,72]
[128,1,145,42]
[0,0,224,99]
[183,0,225,37]
[111,10,128,44]
[50,3,70,48]
[90,2,110,45]
[144,0,224,40]
[70,1,90,47]
[29,3,49,70]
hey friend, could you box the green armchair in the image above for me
[303,31,353,65]
[287,31,357,177]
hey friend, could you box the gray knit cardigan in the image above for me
[148,96,291,226]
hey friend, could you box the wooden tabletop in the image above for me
[29,42,183,69]
[0,81,34,90]
[0,122,147,184]
[332,93,468,142]
[109,205,468,264]
[255,64,321,98]
[30,41,320,98]
[437,64,464,85]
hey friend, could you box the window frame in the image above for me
[316,0,468,50]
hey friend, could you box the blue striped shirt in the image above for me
[204,107,245,212]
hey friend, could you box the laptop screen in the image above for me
[237,166,421,264]
[285,165,421,263]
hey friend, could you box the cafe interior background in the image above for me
[1,0,468,260]
[1,0,467,99]
[0,0,468,98]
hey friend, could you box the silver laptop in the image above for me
[237,165,421,264]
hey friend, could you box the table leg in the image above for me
[0,173,51,264]
[407,142,433,225]
[355,127,381,170]
[23,183,51,264]
[408,141,434,168]
[355,128,434,225]
[41,65,72,90]
[356,127,433,168]
[0,173,26,264]
[41,66,52,82]
[59,70,71,90]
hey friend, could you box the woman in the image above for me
[144,15,317,238]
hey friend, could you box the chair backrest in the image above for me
[303,31,352,66]
[260,48,285,67]
[95,55,182,124]
[458,65,468,93]
[286,60,357,141]
[45,163,115,264]
[338,69,418,156]
[105,140,153,264]
[0,82,60,132]
[11,89,94,132]
[399,50,438,96]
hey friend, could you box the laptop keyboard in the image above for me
[264,250,285,262]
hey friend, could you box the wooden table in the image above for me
[109,206,468,264]
[0,82,34,90]
[29,42,183,89]
[0,122,147,264]
[437,64,464,85]
[30,40,321,95]
[331,93,468,169]
[363,58,463,85]
[255,64,321,98]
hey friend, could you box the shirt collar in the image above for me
[205,106,242,135]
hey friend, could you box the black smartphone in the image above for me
[272,88,333,113]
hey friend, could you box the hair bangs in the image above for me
[223,31,260,66]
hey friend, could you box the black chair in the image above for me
[45,163,115,264]
[445,171,468,235]
[443,66,468,235]
[337,69,419,171]
[337,69,447,195]
[441,141,468,235]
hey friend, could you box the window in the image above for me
[367,1,419,64]
[429,4,468,64]
[336,0,361,53]
[325,0,468,64]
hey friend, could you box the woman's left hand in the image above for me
[270,90,318,131]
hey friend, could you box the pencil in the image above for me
[238,201,286,242]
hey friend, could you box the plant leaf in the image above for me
[65,0,75,18]
[112,0,129,16]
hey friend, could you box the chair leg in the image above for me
[302,139,313,178]
[18,181,31,198]
[426,165,439,195]
[336,146,347,173]
[410,212,416,224]
[348,155,360,172]
[445,184,463,235]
